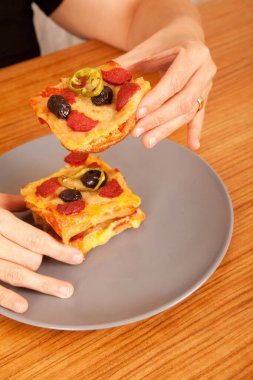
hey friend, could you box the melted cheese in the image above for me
[70,209,145,255]
[33,208,145,256]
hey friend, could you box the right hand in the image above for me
[0,193,84,313]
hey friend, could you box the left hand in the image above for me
[119,40,217,150]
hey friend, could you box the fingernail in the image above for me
[134,127,144,137]
[195,140,200,150]
[72,253,84,264]
[148,136,157,148]
[138,107,147,119]
[14,302,28,313]
[67,247,83,255]
[59,286,73,298]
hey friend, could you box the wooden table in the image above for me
[1,0,252,378]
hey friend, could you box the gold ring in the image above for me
[197,96,204,111]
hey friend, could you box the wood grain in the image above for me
[0,0,253,379]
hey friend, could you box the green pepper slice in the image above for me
[68,67,104,97]
[58,167,106,191]
[92,170,106,191]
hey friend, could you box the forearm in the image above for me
[127,0,204,49]
[53,0,204,55]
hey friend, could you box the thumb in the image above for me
[0,193,27,212]
[116,47,177,73]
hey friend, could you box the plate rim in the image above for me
[0,135,234,330]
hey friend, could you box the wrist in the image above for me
[117,16,205,68]
[163,16,205,45]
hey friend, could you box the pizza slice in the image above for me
[30,61,151,153]
[21,152,145,256]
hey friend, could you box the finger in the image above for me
[0,259,74,299]
[0,194,27,212]
[0,284,28,313]
[142,111,195,149]
[136,46,203,118]
[0,209,84,265]
[187,107,206,150]
[187,82,212,150]
[133,62,214,137]
[0,234,42,271]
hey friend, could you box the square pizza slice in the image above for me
[30,61,151,153]
[21,152,145,256]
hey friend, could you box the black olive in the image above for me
[91,86,113,106]
[81,170,100,189]
[59,189,82,202]
[47,95,71,119]
[81,170,107,189]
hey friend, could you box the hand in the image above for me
[120,40,217,150]
[0,193,84,313]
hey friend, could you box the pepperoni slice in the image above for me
[41,87,61,97]
[99,179,123,198]
[113,221,128,231]
[36,177,60,197]
[56,200,85,215]
[116,82,140,112]
[102,68,132,85]
[64,151,89,166]
[88,162,101,168]
[60,89,76,105]
[41,87,76,104]
[38,117,47,125]
[66,110,98,132]
[118,121,127,132]
[70,231,86,242]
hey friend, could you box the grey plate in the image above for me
[0,135,233,330]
